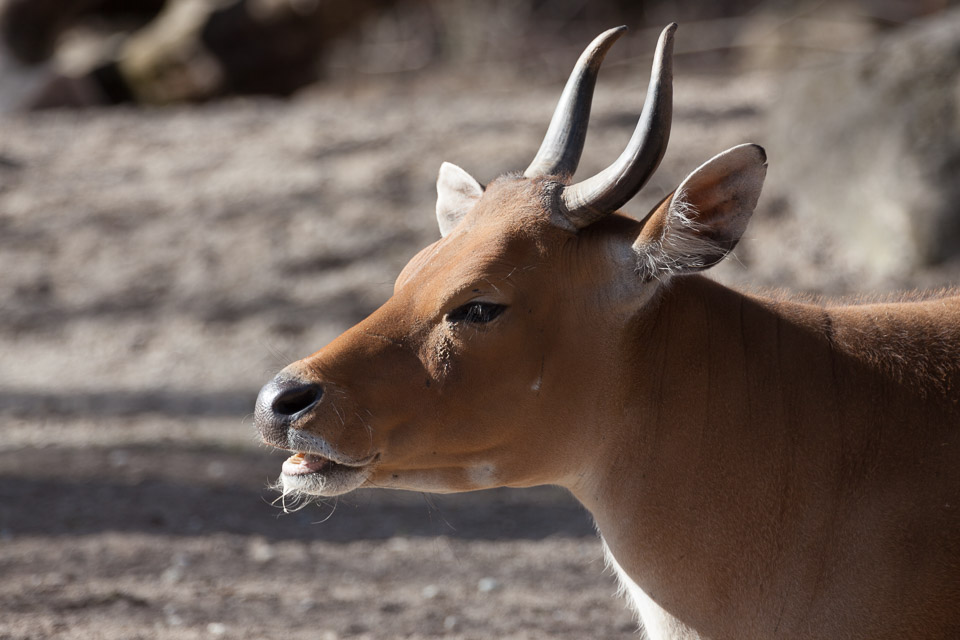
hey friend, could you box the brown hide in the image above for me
[259,173,960,638]
[279,176,642,493]
[587,277,960,638]
[253,24,960,640]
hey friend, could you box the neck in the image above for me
[570,275,960,639]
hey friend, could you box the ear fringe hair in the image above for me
[634,191,727,280]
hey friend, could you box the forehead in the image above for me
[396,177,560,293]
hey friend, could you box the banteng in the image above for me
[254,24,960,640]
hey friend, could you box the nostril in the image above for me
[271,383,323,417]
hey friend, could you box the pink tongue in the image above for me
[282,453,329,476]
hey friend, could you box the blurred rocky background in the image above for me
[1,1,959,638]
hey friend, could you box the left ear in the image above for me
[633,143,766,277]
[436,162,484,237]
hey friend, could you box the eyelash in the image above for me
[446,301,507,324]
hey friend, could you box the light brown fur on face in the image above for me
[279,176,649,495]
[254,26,960,640]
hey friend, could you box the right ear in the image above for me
[436,162,483,237]
[633,143,766,278]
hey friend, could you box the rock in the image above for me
[764,9,960,286]
[477,577,500,592]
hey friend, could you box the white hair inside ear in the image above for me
[633,143,767,278]
[436,162,483,237]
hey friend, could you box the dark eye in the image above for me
[446,301,506,324]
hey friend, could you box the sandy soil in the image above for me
[1,54,956,639]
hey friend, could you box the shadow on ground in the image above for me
[0,443,596,542]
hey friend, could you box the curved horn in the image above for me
[523,26,627,180]
[560,23,676,229]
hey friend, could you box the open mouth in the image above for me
[278,451,377,497]
[282,452,332,476]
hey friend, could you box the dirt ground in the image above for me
[1,42,957,639]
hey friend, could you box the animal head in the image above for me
[254,24,766,501]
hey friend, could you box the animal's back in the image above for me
[826,291,960,406]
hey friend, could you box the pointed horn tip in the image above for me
[653,23,678,67]
[588,26,628,52]
[661,23,678,42]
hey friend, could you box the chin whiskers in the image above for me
[421,492,457,533]
[268,477,323,514]
[311,497,339,524]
